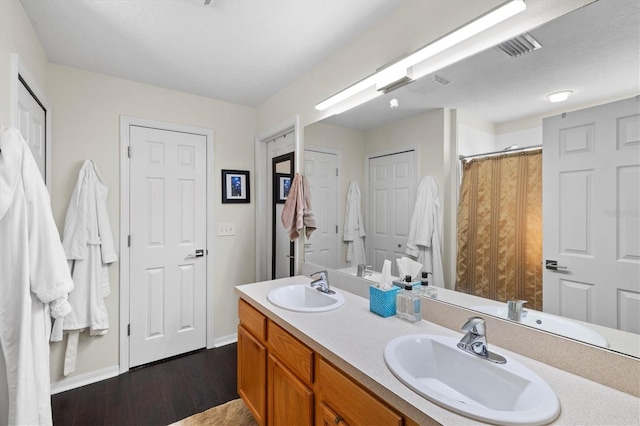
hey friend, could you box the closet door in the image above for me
[304,149,338,269]
[129,125,208,367]
[367,150,416,275]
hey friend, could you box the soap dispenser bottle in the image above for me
[419,271,437,299]
[396,276,421,323]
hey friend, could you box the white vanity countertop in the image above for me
[235,276,640,425]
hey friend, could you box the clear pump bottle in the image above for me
[419,271,437,299]
[396,280,421,323]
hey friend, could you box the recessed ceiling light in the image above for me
[547,90,573,103]
[390,99,399,109]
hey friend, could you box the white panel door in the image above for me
[543,97,640,332]
[129,126,207,367]
[304,149,338,269]
[17,79,46,181]
[368,151,416,275]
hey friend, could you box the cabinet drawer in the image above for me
[239,299,267,342]
[317,357,402,426]
[268,321,314,386]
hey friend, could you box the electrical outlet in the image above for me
[218,223,235,236]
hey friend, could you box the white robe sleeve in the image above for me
[62,166,89,261]
[95,163,117,297]
[23,139,74,307]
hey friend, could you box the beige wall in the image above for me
[47,64,257,383]
[0,0,49,127]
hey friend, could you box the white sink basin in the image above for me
[472,305,608,348]
[384,334,560,425]
[267,284,345,312]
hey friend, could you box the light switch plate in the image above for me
[218,223,235,236]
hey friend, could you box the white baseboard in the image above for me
[50,365,120,395]
[213,333,237,347]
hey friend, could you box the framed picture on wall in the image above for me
[222,169,250,203]
[275,173,292,203]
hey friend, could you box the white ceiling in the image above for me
[325,0,640,130]
[20,0,399,107]
[19,0,640,128]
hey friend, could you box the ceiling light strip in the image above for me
[315,0,526,112]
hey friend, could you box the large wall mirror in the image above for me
[303,0,640,359]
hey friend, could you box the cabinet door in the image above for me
[317,401,350,426]
[238,325,266,425]
[268,354,313,426]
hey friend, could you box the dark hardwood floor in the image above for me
[52,343,239,426]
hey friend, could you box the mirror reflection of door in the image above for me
[304,149,338,269]
[272,152,295,279]
[367,150,416,276]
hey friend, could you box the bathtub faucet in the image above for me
[357,264,373,278]
[507,300,527,321]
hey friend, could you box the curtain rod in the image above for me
[459,144,542,161]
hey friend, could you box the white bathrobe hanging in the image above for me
[343,180,366,266]
[0,128,74,425]
[52,159,117,376]
[405,176,445,287]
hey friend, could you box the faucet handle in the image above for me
[357,264,373,276]
[507,299,527,310]
[311,270,328,280]
[461,316,486,335]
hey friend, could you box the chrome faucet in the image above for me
[357,264,372,278]
[507,300,528,321]
[457,317,506,364]
[310,270,335,294]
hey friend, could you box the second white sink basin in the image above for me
[384,334,560,425]
[267,284,345,313]
[472,305,608,348]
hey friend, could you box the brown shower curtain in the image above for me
[455,150,542,310]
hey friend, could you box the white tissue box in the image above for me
[369,285,399,318]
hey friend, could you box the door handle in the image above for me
[285,255,295,259]
[187,249,205,258]
[545,259,568,271]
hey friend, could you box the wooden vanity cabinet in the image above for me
[238,298,431,426]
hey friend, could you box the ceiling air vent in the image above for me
[497,33,542,57]
[434,74,451,86]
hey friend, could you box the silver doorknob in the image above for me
[187,249,205,258]
[545,259,567,271]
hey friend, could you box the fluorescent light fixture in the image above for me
[315,74,379,111]
[547,90,573,103]
[315,0,526,112]
[325,89,383,116]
